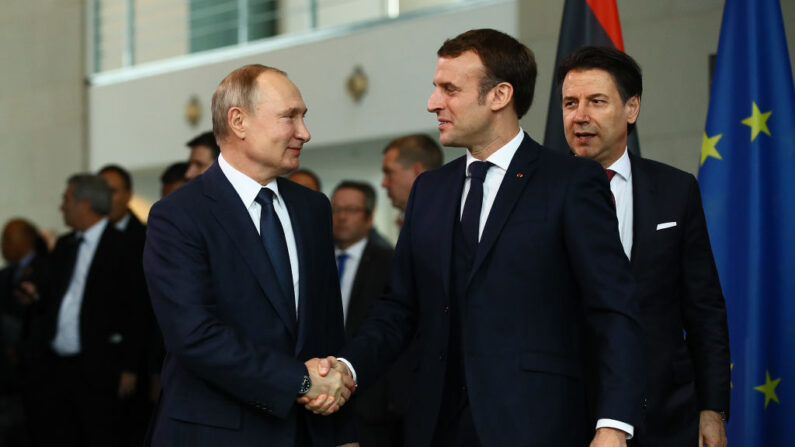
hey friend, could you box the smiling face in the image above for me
[561,68,640,168]
[238,72,311,180]
[427,51,496,152]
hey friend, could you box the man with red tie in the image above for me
[557,46,730,447]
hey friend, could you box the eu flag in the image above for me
[698,0,795,443]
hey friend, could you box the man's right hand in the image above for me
[296,357,355,415]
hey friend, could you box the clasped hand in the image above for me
[296,356,355,415]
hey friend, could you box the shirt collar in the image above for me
[335,237,368,259]
[114,212,131,231]
[606,147,632,181]
[465,128,524,175]
[219,153,282,208]
[79,217,108,245]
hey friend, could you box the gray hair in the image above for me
[68,174,112,216]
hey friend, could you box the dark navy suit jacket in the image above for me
[341,134,645,447]
[143,162,355,446]
[627,153,730,445]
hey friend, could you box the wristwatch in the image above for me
[298,374,311,396]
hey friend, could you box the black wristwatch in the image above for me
[298,374,311,396]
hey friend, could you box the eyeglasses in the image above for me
[331,206,368,215]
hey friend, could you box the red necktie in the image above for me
[605,169,617,208]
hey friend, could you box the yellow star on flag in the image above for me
[741,102,772,141]
[753,370,781,409]
[700,133,723,166]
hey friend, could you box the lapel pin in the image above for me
[516,173,524,178]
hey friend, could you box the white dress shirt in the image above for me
[460,129,524,238]
[114,212,131,232]
[52,217,108,355]
[607,148,634,260]
[335,237,368,325]
[218,154,300,314]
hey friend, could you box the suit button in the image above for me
[439,351,446,361]
[643,398,648,409]
[443,305,449,313]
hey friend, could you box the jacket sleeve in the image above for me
[679,175,731,417]
[562,159,645,427]
[143,202,306,420]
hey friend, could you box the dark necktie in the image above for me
[337,253,349,282]
[605,169,617,208]
[254,188,295,311]
[461,161,493,251]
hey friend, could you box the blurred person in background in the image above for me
[288,168,322,192]
[331,180,406,447]
[99,164,154,446]
[160,162,189,197]
[0,218,49,446]
[184,131,220,180]
[380,134,442,227]
[33,174,142,447]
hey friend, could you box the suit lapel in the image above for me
[277,178,310,355]
[203,164,297,340]
[469,134,539,282]
[629,153,656,266]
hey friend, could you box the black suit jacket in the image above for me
[42,224,142,392]
[627,153,730,444]
[341,134,645,447]
[143,162,355,447]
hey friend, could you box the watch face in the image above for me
[300,375,312,395]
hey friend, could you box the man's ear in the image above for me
[411,161,424,176]
[625,95,641,125]
[489,81,514,113]
[228,107,247,139]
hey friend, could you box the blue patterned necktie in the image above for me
[460,161,493,250]
[254,188,295,310]
[337,252,349,282]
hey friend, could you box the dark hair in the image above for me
[186,131,221,160]
[98,164,133,191]
[67,174,112,216]
[437,29,537,119]
[289,169,322,191]
[160,162,189,184]
[555,46,643,134]
[383,134,443,170]
[3,218,46,255]
[333,181,376,215]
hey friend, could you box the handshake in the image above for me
[296,357,356,416]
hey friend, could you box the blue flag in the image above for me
[698,0,795,444]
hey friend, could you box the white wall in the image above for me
[0,0,86,242]
[87,0,795,240]
[88,0,516,171]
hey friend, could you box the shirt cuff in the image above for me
[596,419,633,439]
[336,358,358,386]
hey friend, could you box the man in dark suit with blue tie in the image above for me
[143,64,357,447]
[304,29,644,447]
[557,46,730,447]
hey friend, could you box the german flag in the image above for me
[543,0,640,155]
